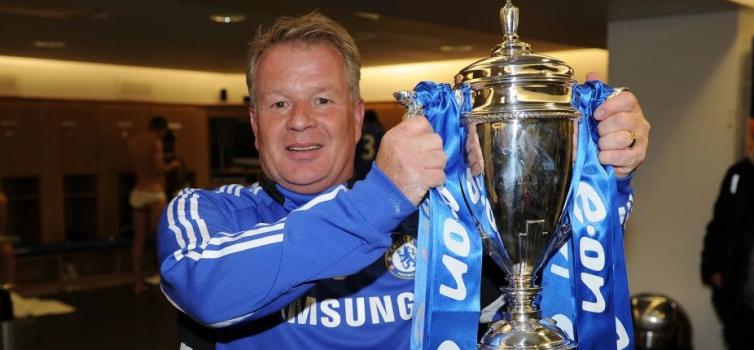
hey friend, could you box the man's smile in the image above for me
[286,143,323,152]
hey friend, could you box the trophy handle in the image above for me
[393,90,422,120]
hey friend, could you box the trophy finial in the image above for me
[495,0,530,55]
[501,1,519,41]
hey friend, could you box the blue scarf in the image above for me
[410,81,633,350]
[540,81,634,350]
[410,82,485,350]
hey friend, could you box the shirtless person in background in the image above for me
[128,116,180,294]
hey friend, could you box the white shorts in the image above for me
[129,190,166,209]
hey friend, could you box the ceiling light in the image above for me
[209,14,245,24]
[726,0,754,8]
[440,45,473,53]
[353,11,380,21]
[33,41,66,49]
[0,5,89,19]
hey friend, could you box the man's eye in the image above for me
[272,101,285,108]
[316,98,331,105]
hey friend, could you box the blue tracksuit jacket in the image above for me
[158,165,634,349]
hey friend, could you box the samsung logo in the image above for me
[281,293,414,328]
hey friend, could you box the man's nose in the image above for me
[286,102,316,131]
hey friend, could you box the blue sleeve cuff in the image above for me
[348,163,417,234]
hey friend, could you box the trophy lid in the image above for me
[458,1,579,121]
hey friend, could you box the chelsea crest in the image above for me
[385,234,417,279]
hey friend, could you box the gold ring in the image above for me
[628,130,637,149]
[608,87,630,100]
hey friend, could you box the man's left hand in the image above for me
[588,72,650,178]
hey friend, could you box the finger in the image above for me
[420,149,447,170]
[613,166,635,178]
[466,151,483,175]
[399,115,433,134]
[470,162,483,177]
[466,137,482,154]
[594,91,640,121]
[585,72,603,82]
[414,133,443,152]
[425,169,447,188]
[466,146,482,164]
[598,130,636,151]
[596,111,636,136]
[598,149,638,169]
[467,159,482,174]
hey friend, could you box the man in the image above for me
[701,131,754,350]
[128,116,180,294]
[158,12,650,349]
[354,110,384,180]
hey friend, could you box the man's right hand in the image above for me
[375,116,446,206]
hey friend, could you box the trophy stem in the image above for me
[504,274,541,322]
[478,273,576,349]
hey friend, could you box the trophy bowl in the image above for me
[459,1,579,349]
[469,113,577,350]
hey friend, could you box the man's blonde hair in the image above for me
[245,11,361,107]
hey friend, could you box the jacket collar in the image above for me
[260,174,357,209]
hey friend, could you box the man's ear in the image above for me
[249,106,259,150]
[353,99,365,142]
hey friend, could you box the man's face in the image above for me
[250,42,364,194]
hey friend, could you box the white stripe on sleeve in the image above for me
[167,193,187,249]
[209,222,285,246]
[177,194,198,250]
[186,234,284,261]
[173,184,346,262]
[190,193,210,249]
[292,186,346,213]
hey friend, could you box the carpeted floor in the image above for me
[6,285,177,350]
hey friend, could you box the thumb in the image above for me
[585,72,604,82]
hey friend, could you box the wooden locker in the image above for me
[99,103,151,174]
[0,99,45,177]
[45,102,100,174]
[98,103,151,239]
[0,99,53,244]
[42,102,102,242]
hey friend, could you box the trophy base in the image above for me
[478,317,576,350]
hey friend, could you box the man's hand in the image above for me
[376,116,446,206]
[588,72,650,178]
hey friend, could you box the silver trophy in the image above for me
[458,1,579,349]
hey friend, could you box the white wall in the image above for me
[0,49,608,104]
[609,9,754,350]
[0,55,249,104]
